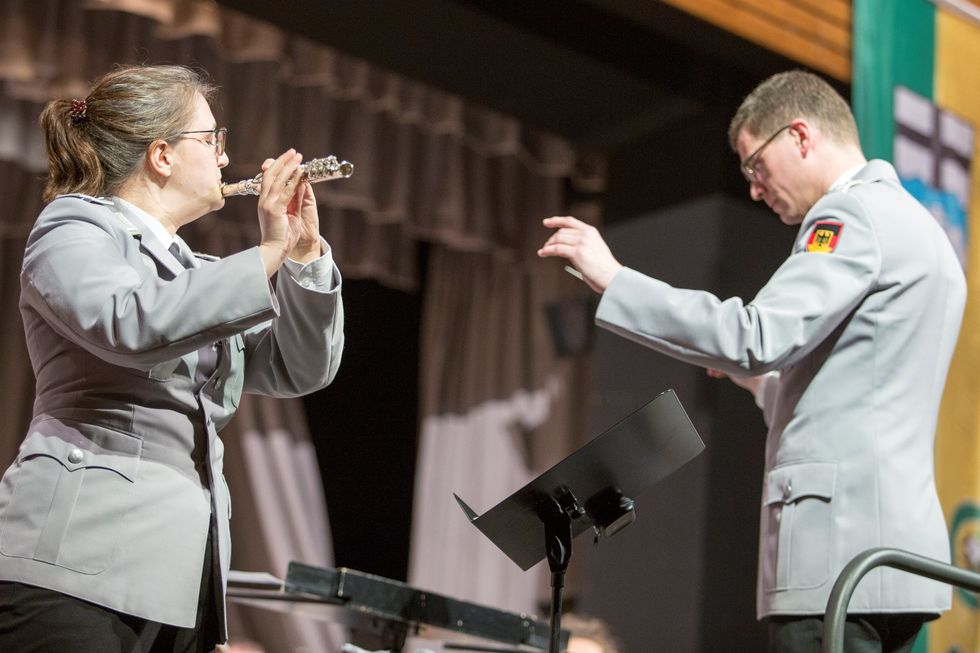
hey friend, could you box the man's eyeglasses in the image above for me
[174,127,227,157]
[740,124,791,182]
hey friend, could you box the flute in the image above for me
[221,155,354,197]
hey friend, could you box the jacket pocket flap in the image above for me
[764,461,836,506]
[21,419,142,482]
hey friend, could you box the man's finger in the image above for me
[537,242,576,259]
[543,215,587,230]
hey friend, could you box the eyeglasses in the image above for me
[740,124,791,181]
[174,127,227,157]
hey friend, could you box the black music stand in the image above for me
[454,389,704,653]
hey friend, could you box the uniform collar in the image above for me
[110,196,176,247]
[828,163,866,192]
[110,197,188,275]
[828,159,898,193]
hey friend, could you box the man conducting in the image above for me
[538,71,966,653]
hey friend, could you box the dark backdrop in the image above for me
[302,274,423,582]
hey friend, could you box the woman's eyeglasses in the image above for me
[174,127,227,157]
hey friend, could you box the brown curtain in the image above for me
[408,243,597,625]
[0,0,605,650]
[221,394,346,652]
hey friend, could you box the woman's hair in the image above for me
[39,64,217,203]
[728,70,858,151]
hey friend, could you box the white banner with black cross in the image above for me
[893,85,974,268]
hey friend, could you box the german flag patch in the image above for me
[806,220,844,253]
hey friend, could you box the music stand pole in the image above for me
[542,498,573,653]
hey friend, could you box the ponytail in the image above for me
[40,98,106,203]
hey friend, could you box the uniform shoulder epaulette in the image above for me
[54,193,114,206]
[833,176,888,194]
[835,179,868,193]
[53,194,142,238]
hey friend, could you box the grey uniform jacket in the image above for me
[595,160,965,618]
[0,194,344,636]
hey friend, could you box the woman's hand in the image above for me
[286,178,321,264]
[255,149,314,276]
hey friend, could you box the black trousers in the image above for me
[0,534,220,653]
[768,613,931,653]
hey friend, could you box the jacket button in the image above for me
[67,448,84,464]
[783,483,792,500]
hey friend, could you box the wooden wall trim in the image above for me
[661,0,852,82]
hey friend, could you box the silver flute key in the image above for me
[221,155,353,197]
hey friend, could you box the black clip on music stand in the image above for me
[454,389,704,653]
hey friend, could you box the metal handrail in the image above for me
[822,547,980,653]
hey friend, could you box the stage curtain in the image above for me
[408,246,594,619]
[221,394,347,652]
[0,0,603,649]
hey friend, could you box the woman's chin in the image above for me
[208,190,226,212]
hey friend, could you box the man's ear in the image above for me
[790,119,811,158]
[145,139,174,180]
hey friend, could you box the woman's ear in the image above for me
[145,139,174,179]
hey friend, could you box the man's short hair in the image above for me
[728,70,859,150]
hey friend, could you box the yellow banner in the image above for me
[930,7,980,653]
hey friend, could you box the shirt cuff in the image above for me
[282,237,340,291]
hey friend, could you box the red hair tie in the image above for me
[69,98,88,124]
